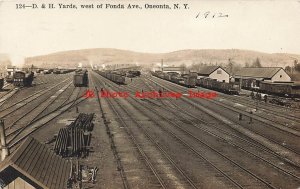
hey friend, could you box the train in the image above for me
[197,77,239,95]
[0,78,4,90]
[13,71,34,87]
[239,78,300,98]
[151,71,197,88]
[95,70,126,84]
[53,69,74,74]
[126,70,141,78]
[259,81,300,98]
[74,70,89,87]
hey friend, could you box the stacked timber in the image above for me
[54,113,94,157]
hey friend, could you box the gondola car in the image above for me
[74,70,88,87]
[0,78,4,90]
[260,81,300,98]
[13,71,34,87]
[95,70,126,85]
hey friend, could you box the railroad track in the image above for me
[6,81,73,141]
[146,76,300,166]
[190,86,300,130]
[89,73,130,189]
[125,76,300,186]
[93,72,199,189]
[8,89,86,150]
[0,78,71,116]
[138,77,300,176]
[96,72,274,188]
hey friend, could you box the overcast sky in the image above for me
[0,0,300,60]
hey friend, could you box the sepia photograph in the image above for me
[0,0,300,188]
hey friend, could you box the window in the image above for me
[280,75,282,78]
[217,70,222,74]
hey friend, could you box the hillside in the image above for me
[22,48,300,69]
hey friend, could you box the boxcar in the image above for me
[13,71,34,87]
[74,70,88,87]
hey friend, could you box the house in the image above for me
[234,67,291,88]
[197,66,230,83]
[0,137,71,189]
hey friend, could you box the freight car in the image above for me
[13,71,34,87]
[74,70,88,87]
[260,81,300,98]
[95,70,126,85]
[151,71,196,88]
[126,70,141,78]
[0,78,4,90]
[197,78,239,95]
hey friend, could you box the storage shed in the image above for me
[0,137,71,189]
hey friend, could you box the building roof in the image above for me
[0,137,71,189]
[234,67,284,79]
[198,66,228,76]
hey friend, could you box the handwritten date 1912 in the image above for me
[196,11,229,19]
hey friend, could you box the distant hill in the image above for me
[22,48,300,69]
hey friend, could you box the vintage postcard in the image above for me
[0,0,299,188]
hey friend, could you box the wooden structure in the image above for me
[0,137,71,189]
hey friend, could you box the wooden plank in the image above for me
[15,140,39,169]
[39,151,55,185]
[26,144,47,175]
[21,141,43,173]
[32,146,51,180]
[48,155,64,189]
[12,138,33,164]
[14,177,25,189]
[57,161,69,189]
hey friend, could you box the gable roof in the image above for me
[0,137,71,189]
[234,67,284,79]
[198,66,228,76]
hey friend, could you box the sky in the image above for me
[0,0,300,62]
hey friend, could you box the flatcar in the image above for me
[0,78,4,90]
[74,70,88,87]
[13,71,34,87]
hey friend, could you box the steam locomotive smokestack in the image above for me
[0,119,9,161]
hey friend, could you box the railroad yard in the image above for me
[0,70,300,189]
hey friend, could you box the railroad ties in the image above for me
[54,113,94,157]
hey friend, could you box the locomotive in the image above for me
[74,70,89,87]
[13,71,34,87]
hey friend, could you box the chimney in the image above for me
[0,119,9,161]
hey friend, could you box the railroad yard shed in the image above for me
[197,66,230,83]
[234,67,291,89]
[0,137,71,189]
[235,67,291,82]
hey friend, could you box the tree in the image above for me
[227,58,234,74]
[251,57,262,68]
[245,62,250,67]
[285,66,292,73]
[294,60,300,72]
